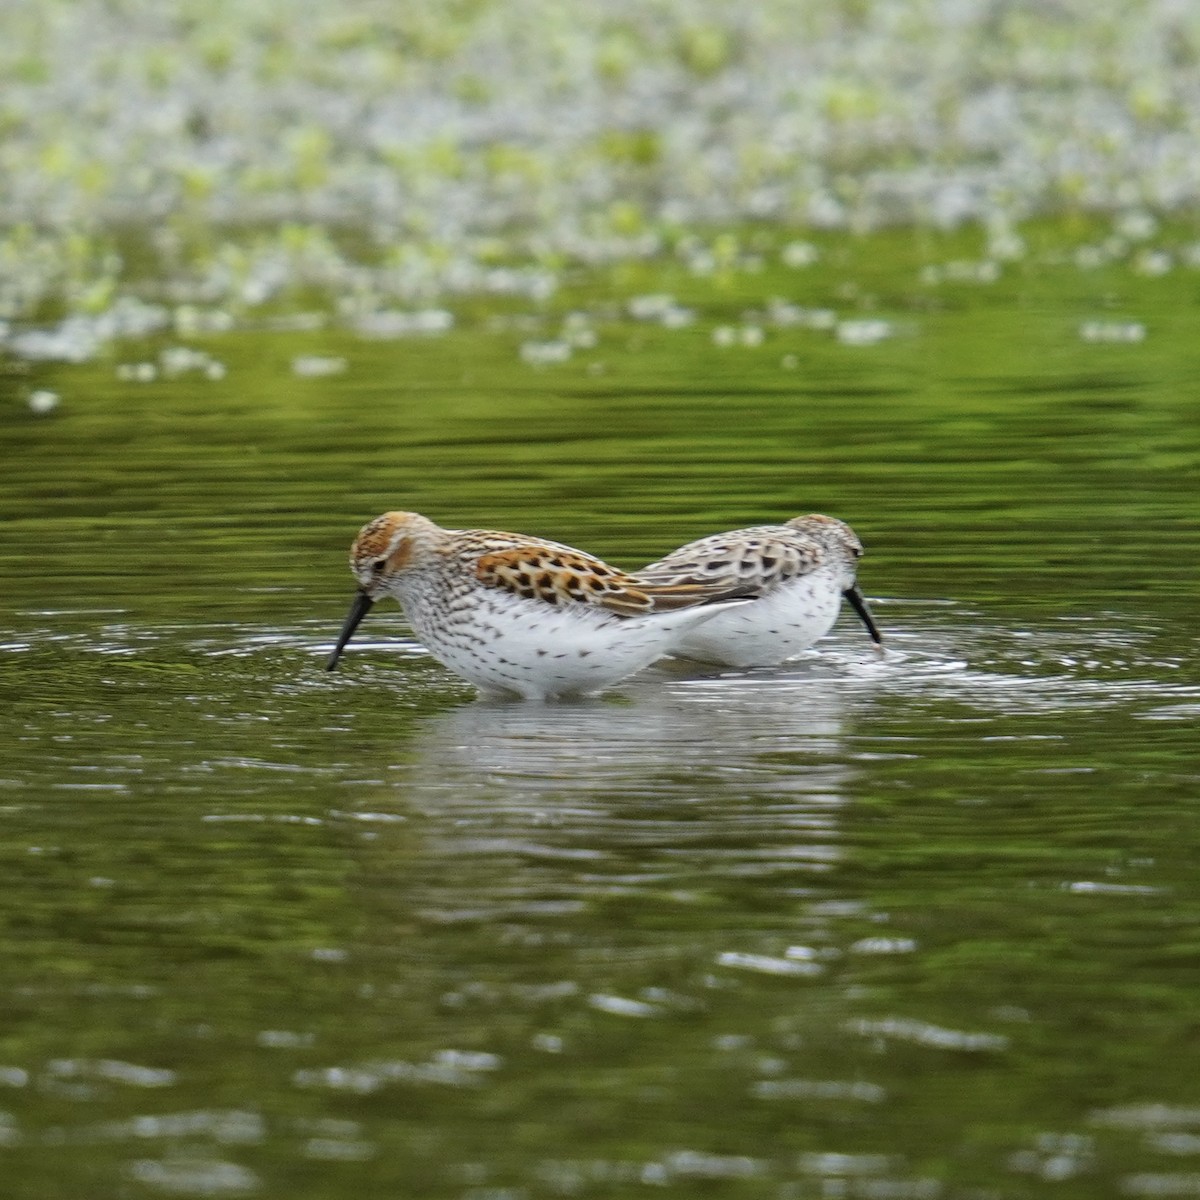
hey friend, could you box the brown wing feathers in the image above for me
[475,546,749,617]
[639,531,825,593]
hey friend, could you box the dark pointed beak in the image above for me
[843,583,883,649]
[325,590,374,670]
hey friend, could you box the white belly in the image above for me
[667,577,843,667]
[403,589,743,698]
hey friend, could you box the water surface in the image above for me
[3,236,1200,1197]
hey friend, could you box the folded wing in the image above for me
[638,527,826,596]
[476,542,752,617]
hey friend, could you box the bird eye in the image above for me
[371,559,387,574]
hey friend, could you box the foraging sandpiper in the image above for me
[326,511,755,698]
[637,514,882,667]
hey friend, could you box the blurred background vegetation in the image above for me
[3,0,1199,338]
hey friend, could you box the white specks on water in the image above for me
[836,318,893,345]
[28,389,60,414]
[781,240,820,268]
[1092,1105,1200,1131]
[117,347,226,381]
[10,323,100,362]
[46,1058,178,1088]
[75,1110,267,1145]
[784,944,819,961]
[174,307,236,337]
[256,1030,315,1049]
[766,298,837,329]
[627,293,672,320]
[126,1158,260,1195]
[1134,249,1173,276]
[1120,1173,1200,1197]
[587,993,661,1018]
[847,1017,1009,1053]
[715,951,824,978]
[537,1152,765,1191]
[987,225,1027,261]
[310,947,347,963]
[328,808,407,824]
[659,1150,765,1180]
[1075,243,1115,269]
[9,299,170,361]
[849,937,918,955]
[1079,320,1146,343]
[0,1114,20,1147]
[294,1049,502,1093]
[627,293,695,327]
[1137,703,1200,722]
[1009,1133,1096,1182]
[754,1079,887,1103]
[291,355,347,377]
[659,305,695,329]
[117,362,159,382]
[1115,211,1159,241]
[159,347,203,376]
[1145,1134,1200,1156]
[518,339,572,366]
[712,1034,753,1052]
[561,312,598,346]
[919,259,1001,285]
[1064,881,1161,897]
[711,324,764,347]
[798,1152,895,1176]
[350,308,454,339]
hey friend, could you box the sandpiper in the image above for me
[325,511,754,699]
[637,514,883,667]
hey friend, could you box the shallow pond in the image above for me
[2,228,1200,1198]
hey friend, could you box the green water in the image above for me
[2,229,1200,1198]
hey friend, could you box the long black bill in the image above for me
[843,584,883,649]
[325,590,375,671]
